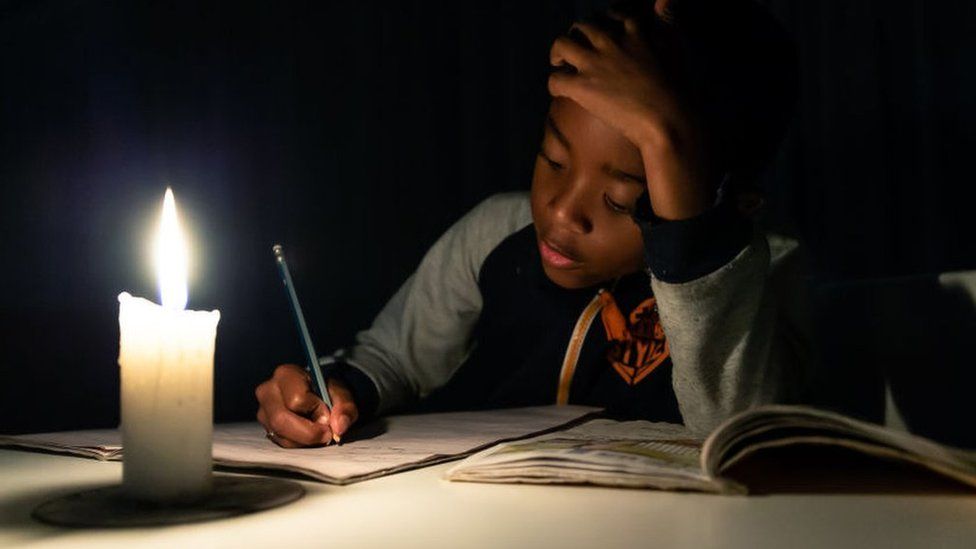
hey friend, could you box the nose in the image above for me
[547,181,593,234]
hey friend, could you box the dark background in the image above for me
[1,1,974,444]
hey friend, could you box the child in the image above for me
[255,0,809,448]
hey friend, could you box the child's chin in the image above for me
[541,263,595,290]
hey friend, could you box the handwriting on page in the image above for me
[1,405,600,484]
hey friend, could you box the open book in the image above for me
[0,405,598,484]
[446,405,976,494]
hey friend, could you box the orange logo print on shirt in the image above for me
[599,292,670,386]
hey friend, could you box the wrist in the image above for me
[631,109,679,153]
[638,139,713,221]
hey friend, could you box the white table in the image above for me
[2,448,974,549]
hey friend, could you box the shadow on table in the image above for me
[341,417,389,443]
[723,444,975,496]
[0,481,113,537]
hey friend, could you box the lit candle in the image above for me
[117,188,220,503]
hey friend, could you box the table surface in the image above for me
[2,448,975,549]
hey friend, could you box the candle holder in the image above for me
[31,474,305,528]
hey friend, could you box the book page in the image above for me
[0,429,122,460]
[701,405,976,489]
[446,418,740,493]
[0,405,599,484]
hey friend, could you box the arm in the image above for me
[256,193,532,446]
[640,200,812,434]
[325,193,533,416]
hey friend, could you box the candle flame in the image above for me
[155,187,188,310]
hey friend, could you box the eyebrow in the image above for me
[546,115,646,185]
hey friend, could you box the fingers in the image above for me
[547,70,574,99]
[257,408,302,449]
[326,379,359,441]
[273,363,333,429]
[550,35,594,73]
[570,21,615,51]
[547,69,594,103]
[254,364,362,447]
[278,367,322,415]
[548,29,600,97]
[605,9,640,35]
[258,386,333,447]
[255,365,334,447]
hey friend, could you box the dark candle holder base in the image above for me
[31,475,305,528]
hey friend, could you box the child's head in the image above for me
[530,0,796,289]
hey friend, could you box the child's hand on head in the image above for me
[548,0,716,221]
[255,364,358,448]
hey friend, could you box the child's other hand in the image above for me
[255,364,359,448]
[549,4,683,152]
[548,1,714,220]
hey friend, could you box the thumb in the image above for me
[326,379,359,440]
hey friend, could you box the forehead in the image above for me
[546,98,642,167]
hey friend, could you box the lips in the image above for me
[539,237,582,269]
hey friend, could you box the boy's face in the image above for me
[531,98,647,289]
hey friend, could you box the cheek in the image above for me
[591,219,645,275]
[530,162,555,222]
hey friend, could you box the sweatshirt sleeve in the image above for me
[320,193,533,416]
[640,200,813,435]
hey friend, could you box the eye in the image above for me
[538,151,564,171]
[604,193,630,214]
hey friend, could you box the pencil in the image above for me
[272,244,340,444]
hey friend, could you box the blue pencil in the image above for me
[272,244,333,410]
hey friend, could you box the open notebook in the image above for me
[446,405,976,494]
[0,405,599,484]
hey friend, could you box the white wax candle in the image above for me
[117,187,220,504]
[118,293,219,503]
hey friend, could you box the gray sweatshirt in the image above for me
[322,192,811,435]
